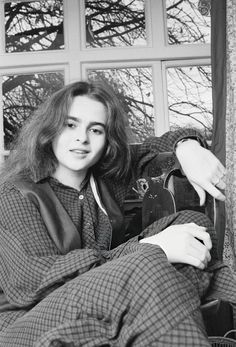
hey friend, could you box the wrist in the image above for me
[176,138,200,156]
[176,138,200,148]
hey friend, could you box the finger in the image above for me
[188,252,210,269]
[207,184,226,201]
[212,173,226,188]
[184,255,206,269]
[199,182,226,202]
[212,174,226,185]
[212,165,226,185]
[189,238,212,263]
[215,180,226,190]
[217,163,226,176]
[187,253,210,269]
[211,156,225,172]
[187,227,212,250]
[190,182,206,206]
[202,256,210,268]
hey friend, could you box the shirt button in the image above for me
[79,194,84,200]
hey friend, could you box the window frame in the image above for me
[1,64,68,157]
[0,0,212,160]
[161,58,212,135]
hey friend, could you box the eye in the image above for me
[65,120,77,128]
[89,127,104,135]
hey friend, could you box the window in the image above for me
[3,71,64,149]
[166,0,211,45]
[5,0,64,52]
[88,65,154,142]
[0,0,211,163]
[84,0,147,48]
[165,62,212,141]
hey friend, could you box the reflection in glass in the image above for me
[88,67,154,142]
[5,0,64,53]
[167,65,212,140]
[3,72,64,149]
[166,0,211,45]
[85,0,146,48]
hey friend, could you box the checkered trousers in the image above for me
[0,210,235,347]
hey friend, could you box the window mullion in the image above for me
[153,61,169,136]
[65,0,82,82]
[150,0,166,50]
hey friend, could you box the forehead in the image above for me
[69,95,107,124]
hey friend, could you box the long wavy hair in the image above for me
[0,80,132,184]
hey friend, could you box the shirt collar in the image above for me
[32,171,91,192]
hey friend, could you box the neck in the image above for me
[52,168,87,191]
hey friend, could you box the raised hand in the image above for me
[175,139,226,205]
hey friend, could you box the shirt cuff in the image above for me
[173,135,206,152]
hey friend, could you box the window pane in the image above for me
[85,0,147,48]
[87,67,154,142]
[166,65,212,141]
[5,0,64,53]
[3,72,64,149]
[166,0,211,45]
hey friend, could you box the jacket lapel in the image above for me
[14,176,125,252]
[13,180,81,254]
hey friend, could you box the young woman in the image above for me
[0,80,234,347]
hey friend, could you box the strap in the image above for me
[96,177,125,249]
[90,174,108,216]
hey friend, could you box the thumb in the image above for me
[190,182,206,206]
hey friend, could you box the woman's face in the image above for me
[52,95,107,185]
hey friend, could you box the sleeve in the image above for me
[0,184,148,307]
[130,128,207,177]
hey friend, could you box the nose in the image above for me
[75,126,88,143]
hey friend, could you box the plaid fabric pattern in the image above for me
[47,177,112,250]
[0,129,235,346]
[0,211,235,347]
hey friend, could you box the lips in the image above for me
[70,149,89,154]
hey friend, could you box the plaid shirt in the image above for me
[0,129,235,347]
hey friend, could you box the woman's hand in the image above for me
[140,223,212,269]
[176,139,226,205]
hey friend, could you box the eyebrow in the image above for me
[67,116,106,128]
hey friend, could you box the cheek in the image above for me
[52,136,59,153]
[52,135,65,159]
[101,136,107,152]
[52,139,58,157]
[93,137,107,157]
